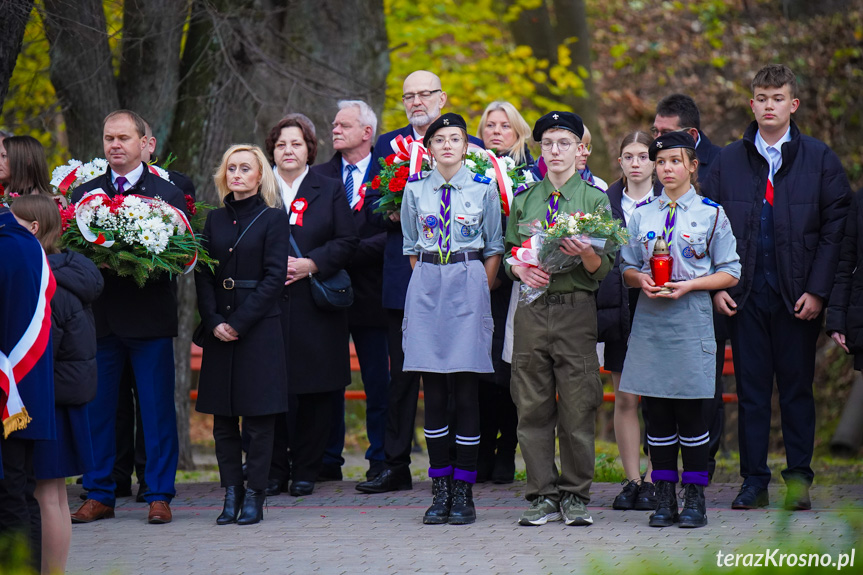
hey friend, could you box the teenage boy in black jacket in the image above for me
[703,64,852,511]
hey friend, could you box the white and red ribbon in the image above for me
[484,150,514,216]
[1,250,56,437]
[390,134,428,176]
[506,234,542,268]
[291,198,308,226]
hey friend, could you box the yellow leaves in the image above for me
[557,44,572,68]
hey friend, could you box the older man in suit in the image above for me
[311,100,389,481]
[357,71,483,494]
[69,110,186,524]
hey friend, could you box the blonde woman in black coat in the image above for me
[196,144,291,525]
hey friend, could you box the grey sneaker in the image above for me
[518,497,562,526]
[561,493,593,526]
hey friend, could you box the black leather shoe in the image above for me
[265,478,287,497]
[356,467,412,494]
[649,480,679,527]
[423,476,452,524]
[316,463,343,482]
[731,484,769,509]
[634,480,657,511]
[784,482,811,511]
[612,479,639,510]
[216,486,244,525]
[289,480,315,496]
[237,488,265,525]
[678,484,708,528]
[448,480,476,525]
[366,460,385,481]
[135,483,149,503]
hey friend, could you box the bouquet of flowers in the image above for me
[465,150,536,216]
[507,206,629,305]
[369,135,430,214]
[62,190,215,287]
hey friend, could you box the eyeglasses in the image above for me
[582,143,593,153]
[651,127,695,137]
[621,153,651,164]
[540,139,583,152]
[430,135,464,147]
[401,89,442,103]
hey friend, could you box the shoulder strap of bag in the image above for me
[214,207,269,283]
[289,234,303,259]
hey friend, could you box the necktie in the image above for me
[663,202,677,243]
[546,190,561,227]
[764,147,780,206]
[115,176,128,195]
[438,184,452,263]
[344,164,356,206]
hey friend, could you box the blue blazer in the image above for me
[365,124,483,310]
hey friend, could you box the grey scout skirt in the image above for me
[403,257,494,374]
[619,290,717,399]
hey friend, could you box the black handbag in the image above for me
[193,208,269,345]
[289,235,354,311]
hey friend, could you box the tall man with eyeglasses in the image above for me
[358,71,483,493]
[505,112,613,527]
[653,94,727,482]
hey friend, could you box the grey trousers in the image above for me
[510,291,603,503]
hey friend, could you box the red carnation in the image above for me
[371,175,381,190]
[185,194,197,216]
[109,194,126,211]
[388,177,406,193]
[385,154,397,165]
[395,166,409,179]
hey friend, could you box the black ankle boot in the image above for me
[648,480,679,527]
[216,486,244,525]
[678,484,708,528]
[423,476,452,525]
[237,488,265,525]
[448,480,476,525]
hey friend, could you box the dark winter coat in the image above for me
[597,179,637,343]
[282,171,359,394]
[826,188,863,363]
[195,193,291,416]
[71,164,189,338]
[702,120,852,314]
[311,152,386,327]
[49,251,103,405]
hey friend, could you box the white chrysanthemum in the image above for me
[484,168,496,180]
[95,205,113,227]
[465,159,477,169]
[523,169,536,184]
[50,161,83,188]
[91,158,108,172]
[502,156,516,171]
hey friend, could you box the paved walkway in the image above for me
[66,481,862,574]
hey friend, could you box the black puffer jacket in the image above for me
[826,188,863,353]
[49,250,104,405]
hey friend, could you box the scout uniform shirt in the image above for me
[621,186,741,282]
[504,174,614,292]
[401,165,504,259]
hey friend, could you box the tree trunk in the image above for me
[42,0,119,159]
[504,0,556,101]
[551,0,610,180]
[118,0,189,150]
[0,0,34,110]
[173,274,197,470]
[256,0,390,162]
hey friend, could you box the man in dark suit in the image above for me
[69,110,186,524]
[109,120,198,503]
[653,94,727,480]
[311,100,389,481]
[357,71,484,494]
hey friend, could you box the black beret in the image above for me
[649,131,696,161]
[532,111,584,142]
[423,113,468,148]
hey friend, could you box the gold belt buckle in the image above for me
[222,278,235,290]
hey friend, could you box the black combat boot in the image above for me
[448,480,476,525]
[423,476,452,525]
[216,485,244,525]
[648,480,679,527]
[678,483,708,528]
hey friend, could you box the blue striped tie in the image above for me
[344,164,357,206]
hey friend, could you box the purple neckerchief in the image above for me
[579,166,595,186]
